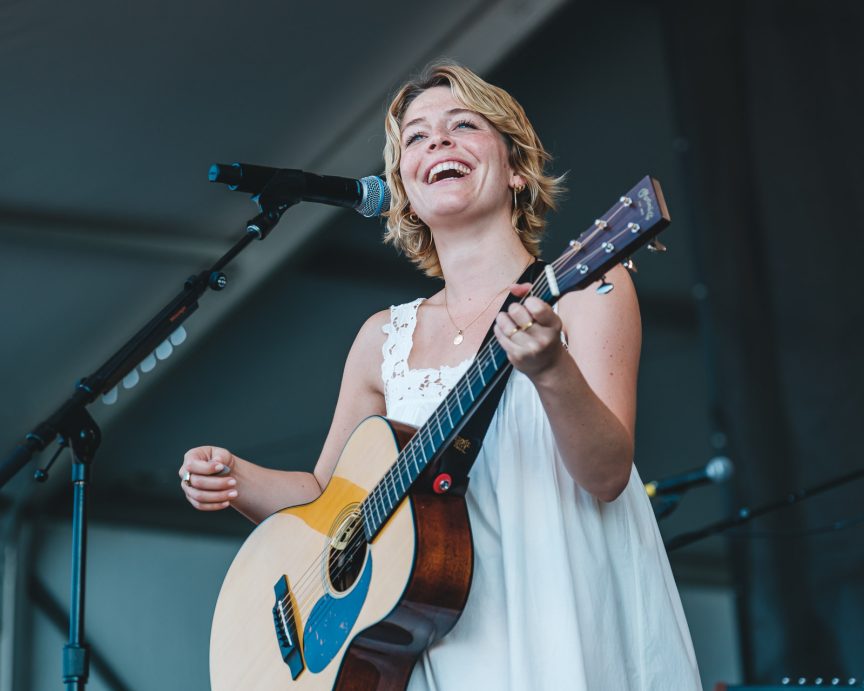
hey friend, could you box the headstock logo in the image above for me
[638,187,655,221]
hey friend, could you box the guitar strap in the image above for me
[432,260,548,495]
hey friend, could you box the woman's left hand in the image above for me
[493,283,566,380]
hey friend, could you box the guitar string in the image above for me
[270,200,642,634]
[266,271,549,623]
[273,260,560,623]
[284,298,598,631]
[280,240,646,639]
[272,279,548,631]
[276,229,637,635]
[271,200,644,634]
[266,276,537,616]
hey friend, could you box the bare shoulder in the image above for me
[556,263,641,342]
[312,308,390,487]
[556,263,641,435]
[355,308,391,348]
[345,308,391,392]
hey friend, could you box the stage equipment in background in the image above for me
[646,456,734,497]
[646,456,734,518]
[209,177,671,691]
[714,677,862,689]
[0,164,385,691]
[664,464,864,551]
[208,162,390,219]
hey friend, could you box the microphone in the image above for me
[644,456,734,498]
[208,162,391,218]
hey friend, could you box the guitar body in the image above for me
[210,416,474,690]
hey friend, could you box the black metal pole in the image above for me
[64,455,91,690]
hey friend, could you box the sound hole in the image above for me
[328,513,367,594]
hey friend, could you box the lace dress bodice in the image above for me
[381,298,473,414]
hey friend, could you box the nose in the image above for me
[427,129,453,150]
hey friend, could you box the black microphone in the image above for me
[208,163,390,218]
[645,456,734,498]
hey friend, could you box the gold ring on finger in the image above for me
[518,320,534,332]
[507,326,520,338]
[183,470,192,487]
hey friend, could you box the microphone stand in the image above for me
[665,466,864,552]
[0,180,299,690]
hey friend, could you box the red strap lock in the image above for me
[433,473,453,494]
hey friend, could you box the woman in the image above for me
[180,62,701,690]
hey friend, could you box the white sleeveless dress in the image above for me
[381,298,702,691]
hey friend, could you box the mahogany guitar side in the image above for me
[209,416,473,691]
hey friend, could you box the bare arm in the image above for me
[180,309,389,523]
[494,263,640,501]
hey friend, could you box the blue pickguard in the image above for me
[302,553,373,673]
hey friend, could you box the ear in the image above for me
[509,173,526,191]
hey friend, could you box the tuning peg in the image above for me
[622,259,638,273]
[596,276,614,295]
[647,239,667,253]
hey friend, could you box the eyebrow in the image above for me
[401,108,476,134]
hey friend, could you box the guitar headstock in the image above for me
[543,176,670,298]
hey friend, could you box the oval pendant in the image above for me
[453,332,464,346]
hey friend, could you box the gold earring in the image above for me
[512,184,525,208]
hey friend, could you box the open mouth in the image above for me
[427,160,472,184]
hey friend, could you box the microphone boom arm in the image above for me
[0,195,291,487]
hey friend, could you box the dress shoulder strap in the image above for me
[380,297,424,385]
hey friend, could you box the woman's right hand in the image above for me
[179,446,239,511]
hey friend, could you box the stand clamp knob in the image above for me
[209,272,228,290]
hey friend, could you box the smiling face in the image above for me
[398,86,520,229]
[381,63,561,278]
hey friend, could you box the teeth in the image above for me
[427,161,471,184]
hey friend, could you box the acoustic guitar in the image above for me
[210,176,670,690]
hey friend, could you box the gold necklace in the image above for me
[443,260,533,346]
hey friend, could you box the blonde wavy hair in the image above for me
[383,61,565,278]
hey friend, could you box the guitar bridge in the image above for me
[272,575,304,679]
